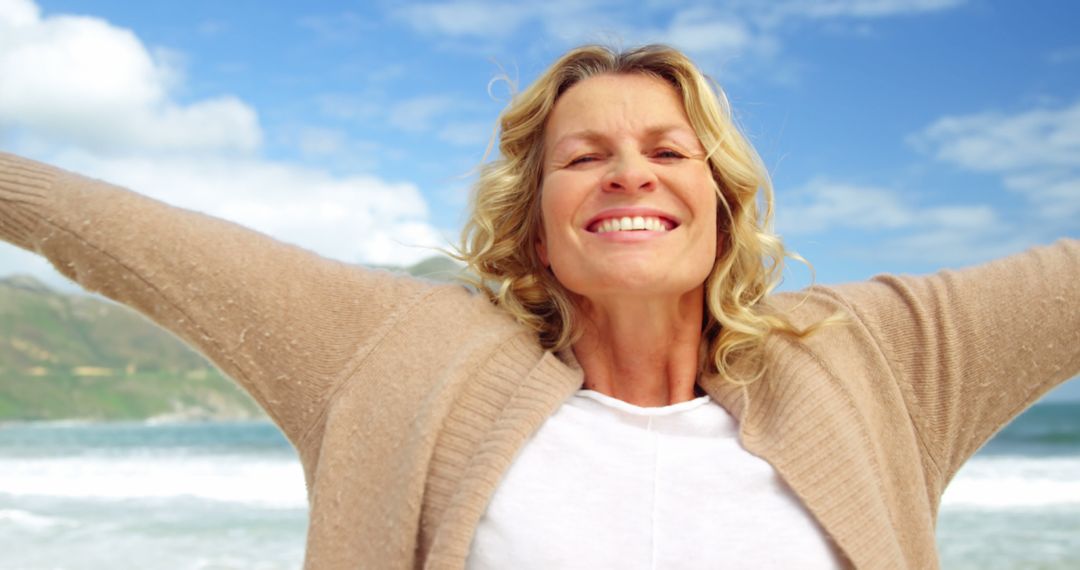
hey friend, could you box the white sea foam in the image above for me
[941,455,1080,509]
[0,508,75,531]
[3,437,1076,513]
[0,454,307,508]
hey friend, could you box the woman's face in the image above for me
[537,73,719,302]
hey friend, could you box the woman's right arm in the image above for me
[0,152,438,444]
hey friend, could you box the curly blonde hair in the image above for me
[459,44,828,384]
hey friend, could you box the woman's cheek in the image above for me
[539,176,581,250]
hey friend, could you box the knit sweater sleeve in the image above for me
[832,239,1080,484]
[0,152,435,443]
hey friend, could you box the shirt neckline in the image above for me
[573,389,712,416]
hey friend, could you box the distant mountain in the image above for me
[0,256,465,421]
[368,253,473,285]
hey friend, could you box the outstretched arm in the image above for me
[0,152,436,444]
[835,239,1080,485]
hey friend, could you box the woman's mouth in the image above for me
[587,215,678,234]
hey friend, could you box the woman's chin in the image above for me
[564,271,703,302]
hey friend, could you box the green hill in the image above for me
[0,256,465,422]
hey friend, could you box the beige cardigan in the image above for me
[1,152,1078,569]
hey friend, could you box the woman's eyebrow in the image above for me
[550,130,604,151]
[550,125,701,154]
[646,125,704,149]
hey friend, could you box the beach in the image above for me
[1,403,1078,569]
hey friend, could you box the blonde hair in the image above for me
[458,44,829,384]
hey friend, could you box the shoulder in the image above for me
[762,284,903,389]
[766,285,860,331]
[375,271,529,341]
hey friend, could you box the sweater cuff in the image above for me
[0,152,57,252]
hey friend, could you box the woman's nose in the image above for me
[602,152,657,193]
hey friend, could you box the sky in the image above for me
[1,0,1077,397]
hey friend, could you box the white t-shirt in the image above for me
[466,389,843,569]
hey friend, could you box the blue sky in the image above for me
[1,0,1077,396]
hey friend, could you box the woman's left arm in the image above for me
[834,238,1080,482]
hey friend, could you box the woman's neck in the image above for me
[572,288,704,407]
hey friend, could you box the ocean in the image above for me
[1,403,1078,569]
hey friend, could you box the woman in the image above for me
[0,44,1077,569]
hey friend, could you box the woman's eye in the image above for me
[567,155,598,166]
[653,149,685,160]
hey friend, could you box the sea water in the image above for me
[937,402,1080,569]
[1,403,1078,569]
[0,421,307,569]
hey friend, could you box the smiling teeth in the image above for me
[595,216,668,233]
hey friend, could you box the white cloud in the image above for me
[294,127,348,157]
[390,0,965,71]
[0,0,38,26]
[777,180,915,233]
[375,95,494,165]
[395,1,532,38]
[776,178,1023,264]
[315,93,380,122]
[0,0,448,285]
[395,1,748,57]
[0,0,260,154]
[437,121,495,147]
[883,228,1029,262]
[913,102,1080,172]
[196,19,228,37]
[769,0,966,20]
[660,10,754,55]
[778,179,997,234]
[393,1,618,43]
[388,96,458,132]
[298,11,375,43]
[910,100,1080,221]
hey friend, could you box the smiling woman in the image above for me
[0,43,1078,570]
[539,75,718,304]
[460,47,837,404]
[535,74,723,404]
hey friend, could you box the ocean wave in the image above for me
[941,455,1080,509]
[0,455,307,508]
[4,429,1076,512]
[0,508,76,531]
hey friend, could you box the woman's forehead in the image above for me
[545,75,701,153]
